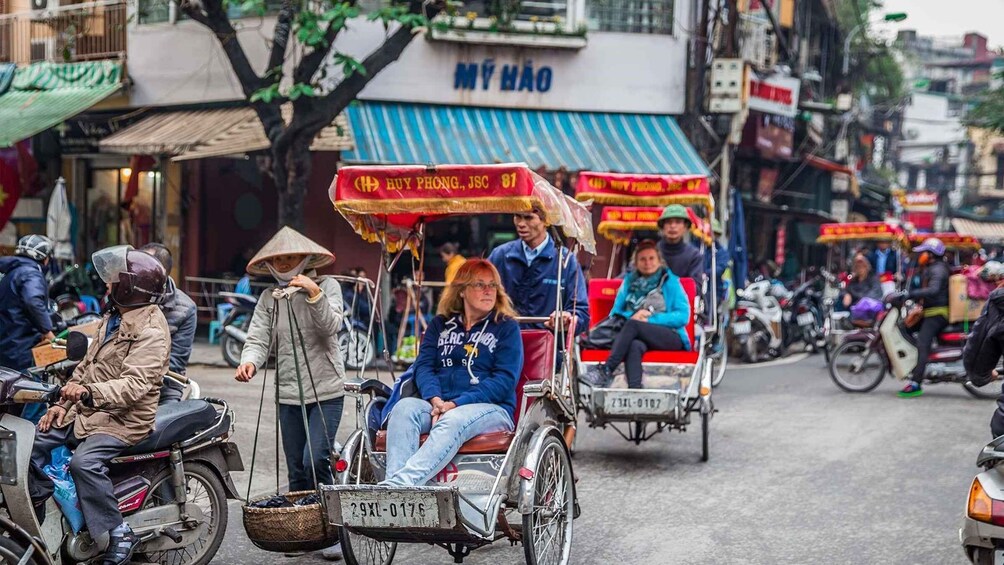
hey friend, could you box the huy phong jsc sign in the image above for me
[454,59,554,92]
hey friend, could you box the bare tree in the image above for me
[179,0,441,228]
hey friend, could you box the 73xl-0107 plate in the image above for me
[340,489,443,529]
[602,390,676,417]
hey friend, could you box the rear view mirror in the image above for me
[66,332,89,362]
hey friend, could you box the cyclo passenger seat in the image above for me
[118,399,219,456]
[580,277,700,364]
[373,329,556,454]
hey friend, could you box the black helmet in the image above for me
[15,235,53,262]
[92,245,167,308]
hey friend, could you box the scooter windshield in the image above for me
[91,245,132,284]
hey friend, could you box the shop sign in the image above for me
[454,59,554,93]
[743,112,793,160]
[56,113,144,154]
[748,75,800,118]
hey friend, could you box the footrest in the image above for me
[590,388,680,422]
[323,485,473,543]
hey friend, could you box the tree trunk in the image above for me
[274,134,313,230]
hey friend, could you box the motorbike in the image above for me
[48,265,106,322]
[0,332,242,565]
[961,435,1004,564]
[731,276,825,363]
[827,297,996,398]
[220,284,377,371]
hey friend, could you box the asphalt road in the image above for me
[191,352,995,564]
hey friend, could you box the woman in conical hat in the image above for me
[235,227,345,548]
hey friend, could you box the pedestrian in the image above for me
[869,240,899,277]
[487,206,589,331]
[655,204,703,283]
[139,243,197,404]
[234,226,345,561]
[0,235,56,423]
[440,242,466,285]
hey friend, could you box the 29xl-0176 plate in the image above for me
[340,490,442,529]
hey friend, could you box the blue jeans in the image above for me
[383,397,513,486]
[278,397,344,491]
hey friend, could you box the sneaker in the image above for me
[580,364,613,388]
[321,543,344,561]
[897,381,924,398]
[101,525,139,565]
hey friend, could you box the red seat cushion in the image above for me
[579,349,700,364]
[373,429,515,454]
[586,277,697,359]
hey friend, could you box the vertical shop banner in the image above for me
[775,222,787,266]
[902,191,938,231]
[0,154,23,231]
[124,155,156,204]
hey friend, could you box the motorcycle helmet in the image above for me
[981,261,1004,283]
[914,237,946,257]
[92,245,167,308]
[15,234,53,263]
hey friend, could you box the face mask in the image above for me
[266,256,310,286]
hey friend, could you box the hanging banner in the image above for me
[0,153,23,231]
[597,206,711,246]
[816,222,909,245]
[575,171,712,210]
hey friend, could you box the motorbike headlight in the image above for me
[0,429,16,485]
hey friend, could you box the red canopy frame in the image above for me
[330,163,596,254]
[816,222,908,246]
[909,233,981,251]
[574,171,713,210]
[597,206,711,246]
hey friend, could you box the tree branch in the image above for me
[180,0,264,100]
[292,0,358,86]
[267,0,297,78]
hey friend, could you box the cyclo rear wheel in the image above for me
[522,435,574,565]
[829,340,886,393]
[339,436,397,565]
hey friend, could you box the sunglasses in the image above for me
[467,281,500,292]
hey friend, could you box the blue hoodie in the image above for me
[610,268,692,351]
[412,312,524,420]
[0,256,52,369]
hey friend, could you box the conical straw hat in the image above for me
[246,226,335,275]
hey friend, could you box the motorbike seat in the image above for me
[120,400,218,456]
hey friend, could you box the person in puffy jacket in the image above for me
[899,238,951,398]
[382,259,523,487]
[0,235,55,423]
[963,261,1004,437]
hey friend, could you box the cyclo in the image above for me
[571,171,717,457]
[907,233,981,271]
[322,163,593,565]
[816,221,909,360]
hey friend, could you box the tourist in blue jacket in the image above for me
[581,241,691,389]
[382,259,524,487]
[0,235,56,422]
[488,208,589,332]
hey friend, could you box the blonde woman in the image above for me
[382,259,524,486]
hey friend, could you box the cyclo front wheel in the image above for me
[829,340,886,393]
[522,435,574,565]
[338,437,397,565]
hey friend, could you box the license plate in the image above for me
[797,312,815,326]
[733,320,751,335]
[340,491,441,529]
[603,391,674,416]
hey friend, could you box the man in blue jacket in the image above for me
[488,208,589,332]
[0,235,55,422]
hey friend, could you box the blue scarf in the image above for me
[624,267,666,313]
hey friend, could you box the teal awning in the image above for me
[344,101,710,175]
[0,60,123,147]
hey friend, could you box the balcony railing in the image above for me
[0,0,127,64]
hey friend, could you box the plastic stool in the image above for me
[208,321,222,345]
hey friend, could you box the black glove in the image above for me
[885,291,908,306]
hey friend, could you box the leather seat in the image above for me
[120,399,218,456]
[374,329,556,455]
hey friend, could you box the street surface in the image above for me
[188,345,993,564]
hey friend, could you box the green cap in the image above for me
[658,204,691,226]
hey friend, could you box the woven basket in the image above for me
[242,491,339,553]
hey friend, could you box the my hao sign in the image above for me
[454,59,554,93]
[748,75,800,118]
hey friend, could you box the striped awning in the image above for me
[952,218,1004,243]
[0,60,123,147]
[100,105,353,159]
[343,101,709,175]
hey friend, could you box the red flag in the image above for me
[124,155,156,204]
[0,155,23,231]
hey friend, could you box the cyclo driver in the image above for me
[28,245,171,565]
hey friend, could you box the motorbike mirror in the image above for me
[65,332,90,362]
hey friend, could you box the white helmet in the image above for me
[15,235,53,263]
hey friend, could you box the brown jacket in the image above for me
[59,305,170,445]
